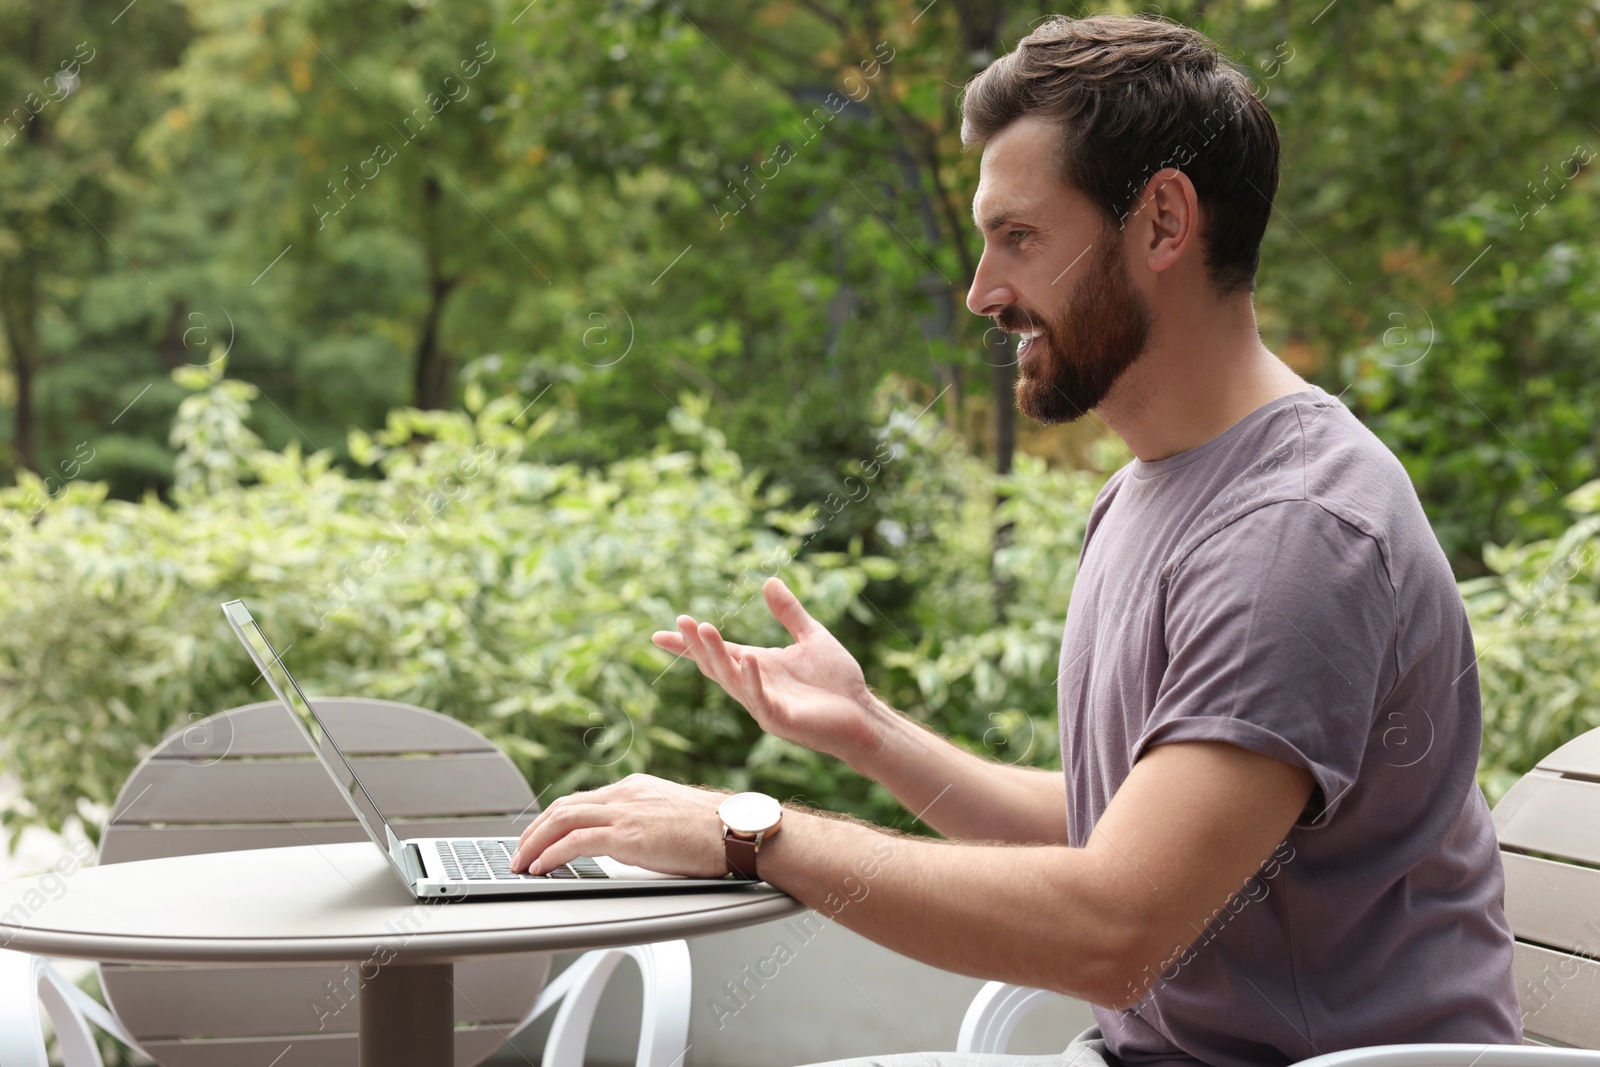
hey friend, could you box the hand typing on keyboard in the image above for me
[509,774,738,881]
[444,840,609,881]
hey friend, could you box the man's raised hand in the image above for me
[650,577,885,767]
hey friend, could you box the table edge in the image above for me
[0,892,809,964]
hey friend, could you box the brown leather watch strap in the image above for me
[724,829,760,880]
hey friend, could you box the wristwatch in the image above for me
[718,792,783,880]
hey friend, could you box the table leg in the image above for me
[359,961,453,1067]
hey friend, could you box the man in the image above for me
[511,14,1522,1065]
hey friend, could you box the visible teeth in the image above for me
[1021,330,1041,339]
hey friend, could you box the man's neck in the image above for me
[1095,296,1311,463]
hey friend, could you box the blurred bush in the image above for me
[1465,480,1600,804]
[0,366,896,844]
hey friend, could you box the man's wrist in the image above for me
[718,791,784,880]
[741,804,809,887]
[842,690,904,777]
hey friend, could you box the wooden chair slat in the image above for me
[1493,771,1600,865]
[101,956,544,1035]
[1502,852,1600,955]
[1537,729,1600,779]
[110,752,533,824]
[98,816,534,865]
[147,699,499,759]
[138,1028,507,1067]
[138,1033,353,1067]
[1514,940,1600,1047]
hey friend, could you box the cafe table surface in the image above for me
[0,841,804,1067]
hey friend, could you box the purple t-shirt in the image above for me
[1058,386,1521,1066]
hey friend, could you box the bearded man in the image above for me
[512,14,1522,1066]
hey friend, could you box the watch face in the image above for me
[720,792,781,835]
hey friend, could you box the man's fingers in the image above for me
[656,614,763,681]
[677,617,744,696]
[652,631,688,654]
[696,622,743,687]
[764,577,822,642]
[524,827,611,877]
[676,616,715,677]
[511,802,612,872]
[740,654,778,726]
[698,624,736,661]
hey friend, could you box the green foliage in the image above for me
[169,360,263,495]
[1341,172,1600,573]
[1466,480,1600,804]
[4,0,1598,587]
[0,375,893,843]
[1,373,1100,844]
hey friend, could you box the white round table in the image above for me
[0,842,803,1067]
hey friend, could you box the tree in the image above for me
[0,0,190,475]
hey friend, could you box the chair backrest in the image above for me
[1493,726,1600,1047]
[98,698,549,1067]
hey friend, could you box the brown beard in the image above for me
[1005,228,1152,425]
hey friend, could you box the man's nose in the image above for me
[966,252,1013,318]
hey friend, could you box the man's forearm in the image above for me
[757,807,1126,1005]
[850,693,1069,844]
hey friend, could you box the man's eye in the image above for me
[1008,230,1029,243]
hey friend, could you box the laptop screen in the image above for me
[221,600,409,882]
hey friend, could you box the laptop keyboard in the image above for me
[437,839,610,882]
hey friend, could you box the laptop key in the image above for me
[568,857,609,879]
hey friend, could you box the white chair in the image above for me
[0,698,691,1067]
[958,723,1600,1060]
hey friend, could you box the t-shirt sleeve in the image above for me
[1135,499,1397,827]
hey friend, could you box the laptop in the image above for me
[222,598,747,899]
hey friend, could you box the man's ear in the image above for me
[1136,168,1200,276]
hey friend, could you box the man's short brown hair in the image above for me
[959,14,1280,294]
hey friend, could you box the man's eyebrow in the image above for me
[974,206,1033,233]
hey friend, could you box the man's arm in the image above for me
[850,691,1069,844]
[651,577,1069,845]
[510,739,1312,1009]
[761,739,1311,1007]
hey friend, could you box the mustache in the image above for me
[993,307,1046,333]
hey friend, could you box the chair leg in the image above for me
[538,941,692,1067]
[633,941,691,1067]
[34,964,104,1067]
[956,981,1059,1054]
[0,950,50,1067]
[0,951,108,1067]
[542,951,623,1067]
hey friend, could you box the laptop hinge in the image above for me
[394,838,426,884]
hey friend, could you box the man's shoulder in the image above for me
[1288,392,1422,533]
[1180,391,1421,564]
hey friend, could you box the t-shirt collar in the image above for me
[1127,385,1327,481]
